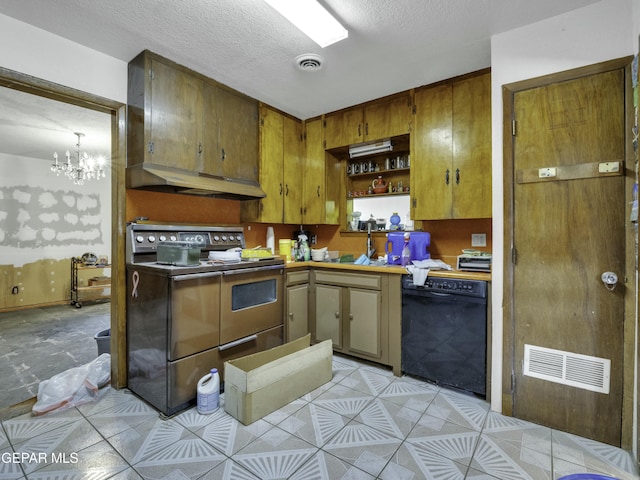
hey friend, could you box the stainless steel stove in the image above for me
[126,222,284,415]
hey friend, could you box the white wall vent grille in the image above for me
[523,344,610,394]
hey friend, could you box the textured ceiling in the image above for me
[0,0,600,162]
[0,0,599,120]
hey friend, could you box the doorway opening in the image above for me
[0,67,126,415]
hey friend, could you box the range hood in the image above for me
[127,164,266,200]
[349,139,393,158]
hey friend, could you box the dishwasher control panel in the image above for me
[402,275,487,298]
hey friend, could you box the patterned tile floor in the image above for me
[0,354,637,480]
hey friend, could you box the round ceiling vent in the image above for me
[295,54,324,72]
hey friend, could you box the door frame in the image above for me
[501,56,636,450]
[0,67,128,389]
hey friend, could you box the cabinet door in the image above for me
[364,93,412,141]
[412,83,453,220]
[452,73,492,219]
[303,118,325,224]
[283,115,303,224]
[324,108,363,149]
[347,288,382,360]
[217,87,259,183]
[287,284,309,342]
[315,284,342,349]
[258,106,284,223]
[149,59,203,171]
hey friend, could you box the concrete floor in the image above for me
[0,302,110,409]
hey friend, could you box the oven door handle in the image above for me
[171,271,223,282]
[222,264,283,276]
[218,334,258,351]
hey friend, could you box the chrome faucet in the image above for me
[366,221,376,259]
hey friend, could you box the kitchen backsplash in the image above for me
[126,189,492,265]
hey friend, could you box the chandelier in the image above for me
[51,132,107,185]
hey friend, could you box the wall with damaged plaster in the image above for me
[0,152,111,309]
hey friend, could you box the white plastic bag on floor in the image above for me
[32,353,111,415]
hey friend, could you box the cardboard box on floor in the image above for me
[223,334,332,425]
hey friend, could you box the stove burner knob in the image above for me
[221,235,227,241]
[159,235,167,242]
[135,235,144,243]
[170,235,177,241]
[213,235,220,242]
[148,235,156,243]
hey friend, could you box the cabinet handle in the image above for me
[285,184,289,196]
[219,334,257,351]
[198,142,203,158]
[358,124,362,137]
[365,123,369,136]
[289,312,294,319]
[221,148,226,162]
[279,183,283,195]
[335,312,340,318]
[349,313,354,320]
[445,169,450,185]
[316,185,320,197]
[456,168,460,185]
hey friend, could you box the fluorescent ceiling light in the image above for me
[349,140,393,158]
[264,0,348,48]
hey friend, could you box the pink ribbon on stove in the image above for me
[131,271,139,298]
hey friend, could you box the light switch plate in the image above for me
[471,233,486,247]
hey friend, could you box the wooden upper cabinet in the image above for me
[127,54,204,171]
[452,72,491,219]
[283,115,303,224]
[303,118,326,224]
[215,87,259,183]
[127,50,259,184]
[324,92,413,150]
[412,71,491,220]
[243,105,303,224]
[257,106,285,224]
[199,82,260,183]
[363,92,413,142]
[412,83,453,220]
[324,107,362,149]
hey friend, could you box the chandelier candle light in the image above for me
[51,132,107,185]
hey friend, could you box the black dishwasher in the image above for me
[401,275,488,397]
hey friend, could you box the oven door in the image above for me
[169,271,221,360]
[220,264,284,345]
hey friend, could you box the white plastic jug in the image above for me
[197,368,220,414]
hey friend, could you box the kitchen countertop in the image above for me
[285,260,491,282]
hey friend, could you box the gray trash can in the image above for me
[94,329,111,356]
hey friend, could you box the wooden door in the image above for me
[412,83,452,219]
[364,93,412,141]
[149,59,202,171]
[283,115,303,224]
[216,87,259,182]
[511,70,625,445]
[315,284,343,349]
[258,106,284,223]
[452,73,492,219]
[347,288,382,360]
[287,284,309,342]
[303,118,326,224]
[324,108,363,149]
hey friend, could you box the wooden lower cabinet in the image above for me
[285,270,310,342]
[312,269,401,374]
